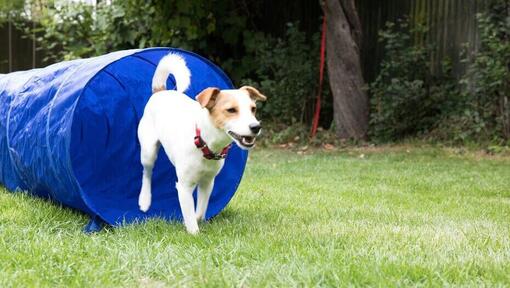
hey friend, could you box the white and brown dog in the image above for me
[137,53,266,234]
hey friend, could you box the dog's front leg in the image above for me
[138,139,160,212]
[176,181,199,234]
[196,179,214,221]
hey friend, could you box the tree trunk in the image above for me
[321,0,368,139]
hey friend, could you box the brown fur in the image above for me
[240,86,267,102]
[196,86,266,129]
[209,91,240,129]
[152,86,165,94]
[196,88,220,109]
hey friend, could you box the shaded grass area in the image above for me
[0,147,509,286]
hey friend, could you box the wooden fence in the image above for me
[358,0,490,82]
[0,21,44,73]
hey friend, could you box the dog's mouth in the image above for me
[228,131,257,148]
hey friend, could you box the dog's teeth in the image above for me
[241,136,256,146]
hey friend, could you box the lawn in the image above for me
[0,147,509,287]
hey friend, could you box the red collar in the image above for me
[194,126,231,160]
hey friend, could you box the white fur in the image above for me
[151,53,191,93]
[138,54,260,234]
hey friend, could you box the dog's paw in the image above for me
[187,227,199,235]
[185,224,200,235]
[138,193,151,212]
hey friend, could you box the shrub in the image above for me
[22,0,248,64]
[370,3,509,145]
[241,23,329,126]
[33,3,97,62]
[368,20,458,142]
[19,3,328,129]
[0,0,24,23]
[457,1,510,143]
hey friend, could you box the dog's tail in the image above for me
[152,53,191,94]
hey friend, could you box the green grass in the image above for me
[1,147,509,287]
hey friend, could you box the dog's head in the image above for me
[196,86,267,149]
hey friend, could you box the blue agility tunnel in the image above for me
[0,48,247,231]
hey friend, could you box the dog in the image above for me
[137,53,266,234]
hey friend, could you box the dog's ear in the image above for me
[196,87,220,109]
[241,86,267,102]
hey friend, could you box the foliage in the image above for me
[370,2,509,145]
[28,0,248,63]
[7,1,508,145]
[0,0,24,21]
[257,122,340,148]
[95,0,248,54]
[429,0,510,144]
[369,20,458,142]
[5,0,329,130]
[0,0,51,26]
[455,0,510,143]
[32,3,97,62]
[15,1,326,128]
[241,23,324,125]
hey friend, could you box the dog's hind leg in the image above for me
[196,179,214,221]
[176,181,199,234]
[138,118,160,212]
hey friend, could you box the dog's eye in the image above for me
[226,108,237,113]
[251,107,257,113]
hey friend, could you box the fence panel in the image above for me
[0,21,44,73]
[357,0,488,82]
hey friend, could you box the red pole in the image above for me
[310,16,327,138]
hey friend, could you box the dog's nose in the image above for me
[249,123,261,134]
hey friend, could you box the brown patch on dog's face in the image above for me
[209,91,241,129]
[197,86,264,145]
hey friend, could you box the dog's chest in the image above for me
[180,155,224,183]
[196,159,223,177]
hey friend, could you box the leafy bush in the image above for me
[370,2,509,145]
[18,2,327,128]
[369,20,458,142]
[241,23,328,125]
[22,0,248,64]
[429,0,509,144]
[456,1,510,143]
[34,3,97,62]
[0,0,24,23]
[256,122,341,148]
